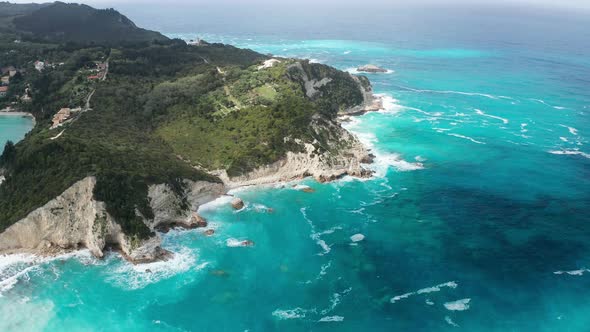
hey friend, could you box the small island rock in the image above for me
[357,64,388,73]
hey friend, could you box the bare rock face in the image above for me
[338,76,384,116]
[0,177,225,263]
[215,116,374,188]
[147,180,224,231]
[231,198,245,210]
[0,177,153,260]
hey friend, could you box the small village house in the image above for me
[0,86,8,98]
[34,61,45,72]
[51,108,72,128]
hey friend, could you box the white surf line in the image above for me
[398,85,514,101]
[447,133,486,145]
[548,149,590,159]
[390,281,458,304]
[530,98,568,110]
[554,268,590,276]
[559,124,579,136]
[445,316,460,327]
[444,298,471,311]
[474,109,509,124]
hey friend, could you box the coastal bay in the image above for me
[1,2,589,331]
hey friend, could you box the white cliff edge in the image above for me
[0,177,224,263]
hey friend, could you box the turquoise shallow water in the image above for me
[0,115,34,149]
[2,12,590,331]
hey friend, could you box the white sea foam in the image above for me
[520,123,529,133]
[475,108,509,124]
[319,261,332,277]
[252,203,272,213]
[319,316,344,322]
[390,292,414,303]
[390,281,458,304]
[0,250,97,296]
[530,98,567,110]
[226,238,254,248]
[559,125,579,136]
[401,86,513,100]
[554,269,590,276]
[341,93,424,177]
[0,298,55,331]
[444,298,471,311]
[447,133,486,145]
[318,226,343,236]
[292,184,312,191]
[272,307,307,320]
[374,153,425,174]
[197,195,234,213]
[273,288,351,321]
[322,287,352,315]
[301,208,332,255]
[445,316,460,327]
[376,93,402,114]
[548,149,590,159]
[350,234,365,242]
[105,247,198,290]
[425,299,435,305]
[416,281,458,294]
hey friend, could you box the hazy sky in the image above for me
[7,0,590,10]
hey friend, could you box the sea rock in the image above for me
[204,229,215,236]
[231,198,245,210]
[191,213,208,228]
[357,64,388,73]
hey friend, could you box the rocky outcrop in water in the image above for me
[357,64,388,73]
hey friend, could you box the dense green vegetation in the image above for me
[0,2,369,238]
[12,2,167,43]
[0,2,48,18]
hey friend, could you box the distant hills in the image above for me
[3,1,167,43]
[0,2,49,17]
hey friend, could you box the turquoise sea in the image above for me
[1,6,590,331]
[0,115,33,149]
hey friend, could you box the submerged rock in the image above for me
[204,229,215,236]
[357,64,388,73]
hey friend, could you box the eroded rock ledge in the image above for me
[0,177,224,263]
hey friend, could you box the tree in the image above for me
[0,140,16,167]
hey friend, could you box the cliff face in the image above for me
[147,180,225,230]
[215,115,374,187]
[0,177,224,262]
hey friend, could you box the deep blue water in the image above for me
[1,5,589,331]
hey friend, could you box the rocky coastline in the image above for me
[0,77,384,264]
